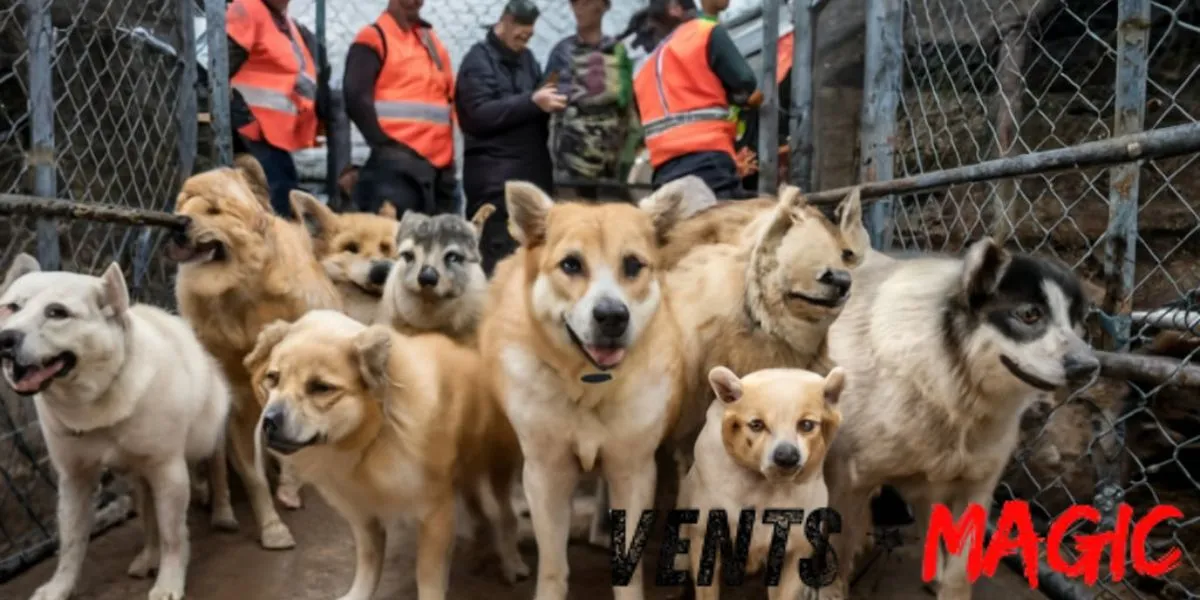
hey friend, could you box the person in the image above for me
[226,0,332,217]
[544,0,634,200]
[632,0,761,199]
[456,0,565,275]
[343,0,457,218]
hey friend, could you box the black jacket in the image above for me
[454,29,554,203]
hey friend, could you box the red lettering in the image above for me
[1046,504,1108,585]
[922,503,986,583]
[1130,504,1183,579]
[1108,503,1133,582]
[981,500,1041,587]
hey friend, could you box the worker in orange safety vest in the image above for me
[343,0,458,218]
[633,0,760,200]
[226,0,331,217]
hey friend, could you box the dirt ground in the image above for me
[0,488,1048,600]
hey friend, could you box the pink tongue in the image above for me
[586,346,626,369]
[14,361,62,393]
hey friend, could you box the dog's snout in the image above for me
[819,269,852,295]
[417,266,439,288]
[592,297,630,338]
[772,443,802,469]
[262,404,285,435]
[169,229,190,246]
[368,261,393,287]
[1063,353,1100,381]
[0,330,23,357]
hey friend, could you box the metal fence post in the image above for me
[859,0,903,250]
[206,0,233,166]
[788,0,817,192]
[26,0,59,271]
[757,0,781,195]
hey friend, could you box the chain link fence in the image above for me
[0,0,194,582]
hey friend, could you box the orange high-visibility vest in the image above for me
[227,0,319,151]
[777,30,794,84]
[354,15,455,168]
[634,19,737,169]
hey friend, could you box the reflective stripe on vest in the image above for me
[643,107,731,139]
[374,100,452,124]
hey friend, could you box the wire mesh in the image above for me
[0,0,189,582]
[889,0,1200,597]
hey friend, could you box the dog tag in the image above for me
[580,373,613,384]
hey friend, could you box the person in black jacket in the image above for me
[455,0,566,275]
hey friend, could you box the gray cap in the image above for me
[502,0,540,25]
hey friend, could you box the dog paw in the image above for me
[260,520,296,550]
[30,580,72,600]
[210,507,239,532]
[275,485,303,510]
[803,584,846,600]
[147,582,184,600]
[500,555,532,584]
[127,548,160,578]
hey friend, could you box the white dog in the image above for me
[0,254,233,600]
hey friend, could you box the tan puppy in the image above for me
[244,310,528,600]
[679,366,844,600]
[290,193,401,324]
[653,197,775,269]
[478,181,692,600]
[167,156,342,549]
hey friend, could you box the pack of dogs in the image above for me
[0,155,1101,600]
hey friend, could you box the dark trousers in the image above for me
[352,147,457,218]
[652,151,755,200]
[243,139,302,217]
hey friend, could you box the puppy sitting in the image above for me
[374,205,495,345]
[0,256,233,600]
[244,310,528,600]
[290,192,400,324]
[679,365,844,600]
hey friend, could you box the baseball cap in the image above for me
[502,0,540,25]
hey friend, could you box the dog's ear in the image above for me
[397,209,428,238]
[961,237,1011,305]
[99,262,130,321]
[822,367,846,406]
[290,190,337,242]
[469,203,497,237]
[638,176,717,244]
[378,201,398,219]
[761,185,809,242]
[244,319,292,373]
[505,181,554,247]
[2,253,40,294]
[835,187,869,254]
[233,154,273,213]
[353,325,393,395]
[708,366,743,404]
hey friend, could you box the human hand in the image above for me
[735,147,759,177]
[532,84,568,113]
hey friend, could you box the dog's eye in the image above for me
[44,303,69,320]
[560,256,583,275]
[206,207,220,216]
[342,242,360,254]
[306,380,335,395]
[380,243,394,256]
[841,249,856,262]
[748,419,766,433]
[1014,305,1044,325]
[263,371,280,387]
[445,252,464,265]
[798,419,818,433]
[622,255,645,279]
[400,251,416,263]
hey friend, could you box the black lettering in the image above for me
[798,507,842,589]
[656,509,699,586]
[762,509,806,586]
[697,509,756,587]
[610,509,657,586]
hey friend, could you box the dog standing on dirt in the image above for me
[679,365,844,600]
[168,156,342,550]
[0,256,233,600]
[478,180,696,600]
[290,192,400,324]
[813,237,1100,600]
[374,205,495,345]
[244,310,528,600]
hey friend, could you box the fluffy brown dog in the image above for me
[244,310,528,600]
[168,156,341,549]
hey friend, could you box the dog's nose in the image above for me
[0,330,23,357]
[772,443,802,469]
[592,297,630,338]
[262,404,285,436]
[1063,353,1100,381]
[368,261,393,287]
[169,229,190,246]
[818,269,852,296]
[418,266,439,288]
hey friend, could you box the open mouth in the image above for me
[1000,355,1059,392]
[565,324,627,370]
[165,237,226,264]
[787,291,848,309]
[2,352,77,396]
[264,430,320,456]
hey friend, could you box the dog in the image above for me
[812,237,1100,600]
[167,156,342,549]
[290,191,400,324]
[373,205,496,345]
[651,197,775,270]
[0,256,233,600]
[243,310,529,600]
[679,365,844,600]
[478,179,699,600]
[659,186,869,480]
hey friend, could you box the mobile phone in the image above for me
[542,71,560,88]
